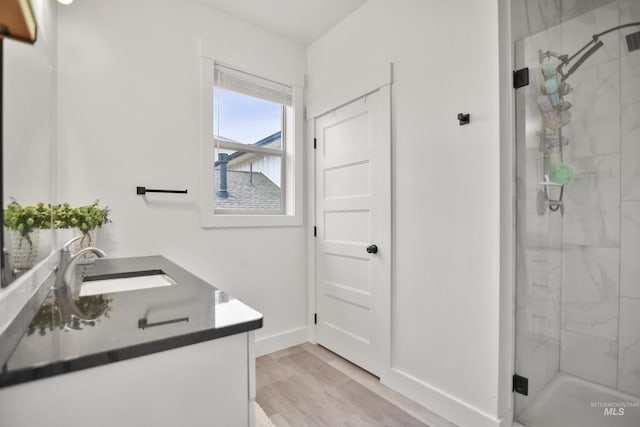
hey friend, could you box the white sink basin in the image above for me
[79,270,177,296]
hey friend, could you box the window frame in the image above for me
[200,57,303,228]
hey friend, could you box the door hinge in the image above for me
[513,373,529,396]
[314,313,317,324]
[313,138,317,149]
[314,226,317,237]
[513,67,530,89]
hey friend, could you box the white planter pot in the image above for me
[8,229,40,271]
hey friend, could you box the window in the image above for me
[200,59,303,227]
[213,68,287,214]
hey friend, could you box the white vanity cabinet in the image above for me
[0,331,256,427]
[0,257,261,427]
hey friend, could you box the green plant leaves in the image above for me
[3,201,52,236]
[3,201,111,236]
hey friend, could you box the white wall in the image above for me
[56,0,308,354]
[3,0,57,206]
[306,1,510,426]
[0,0,58,340]
[3,0,58,261]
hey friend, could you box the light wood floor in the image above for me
[256,343,458,427]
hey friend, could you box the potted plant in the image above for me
[3,201,52,270]
[53,201,111,260]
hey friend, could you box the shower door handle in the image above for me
[366,244,378,254]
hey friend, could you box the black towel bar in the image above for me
[136,186,188,195]
[138,316,189,330]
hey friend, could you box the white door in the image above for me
[315,87,391,376]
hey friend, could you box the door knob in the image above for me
[366,244,378,254]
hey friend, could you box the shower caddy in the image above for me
[532,22,640,216]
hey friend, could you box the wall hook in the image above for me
[457,113,470,125]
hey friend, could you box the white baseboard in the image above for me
[383,367,509,427]
[254,326,308,357]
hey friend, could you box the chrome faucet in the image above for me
[54,236,106,290]
[54,238,107,328]
[56,235,82,268]
[60,246,107,283]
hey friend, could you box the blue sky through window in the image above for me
[214,88,282,144]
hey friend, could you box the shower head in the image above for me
[558,22,640,82]
[626,31,640,52]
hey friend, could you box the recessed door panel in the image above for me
[323,112,370,166]
[323,253,370,294]
[324,211,370,244]
[324,161,371,199]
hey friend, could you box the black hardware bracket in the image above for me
[457,113,470,126]
[513,373,529,396]
[137,186,188,195]
[513,67,530,89]
[138,316,189,330]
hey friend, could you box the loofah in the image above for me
[549,162,573,184]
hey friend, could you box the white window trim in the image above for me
[199,57,303,228]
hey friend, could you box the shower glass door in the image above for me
[513,1,640,426]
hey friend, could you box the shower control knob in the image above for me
[366,244,378,254]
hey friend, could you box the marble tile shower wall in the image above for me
[559,0,640,398]
[618,0,640,399]
[515,0,640,408]
[511,0,620,41]
[558,1,622,390]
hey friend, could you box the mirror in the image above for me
[1,0,55,288]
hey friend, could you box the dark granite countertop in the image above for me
[0,256,263,388]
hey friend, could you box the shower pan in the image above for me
[513,1,640,427]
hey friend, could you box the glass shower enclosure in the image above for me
[513,1,640,426]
